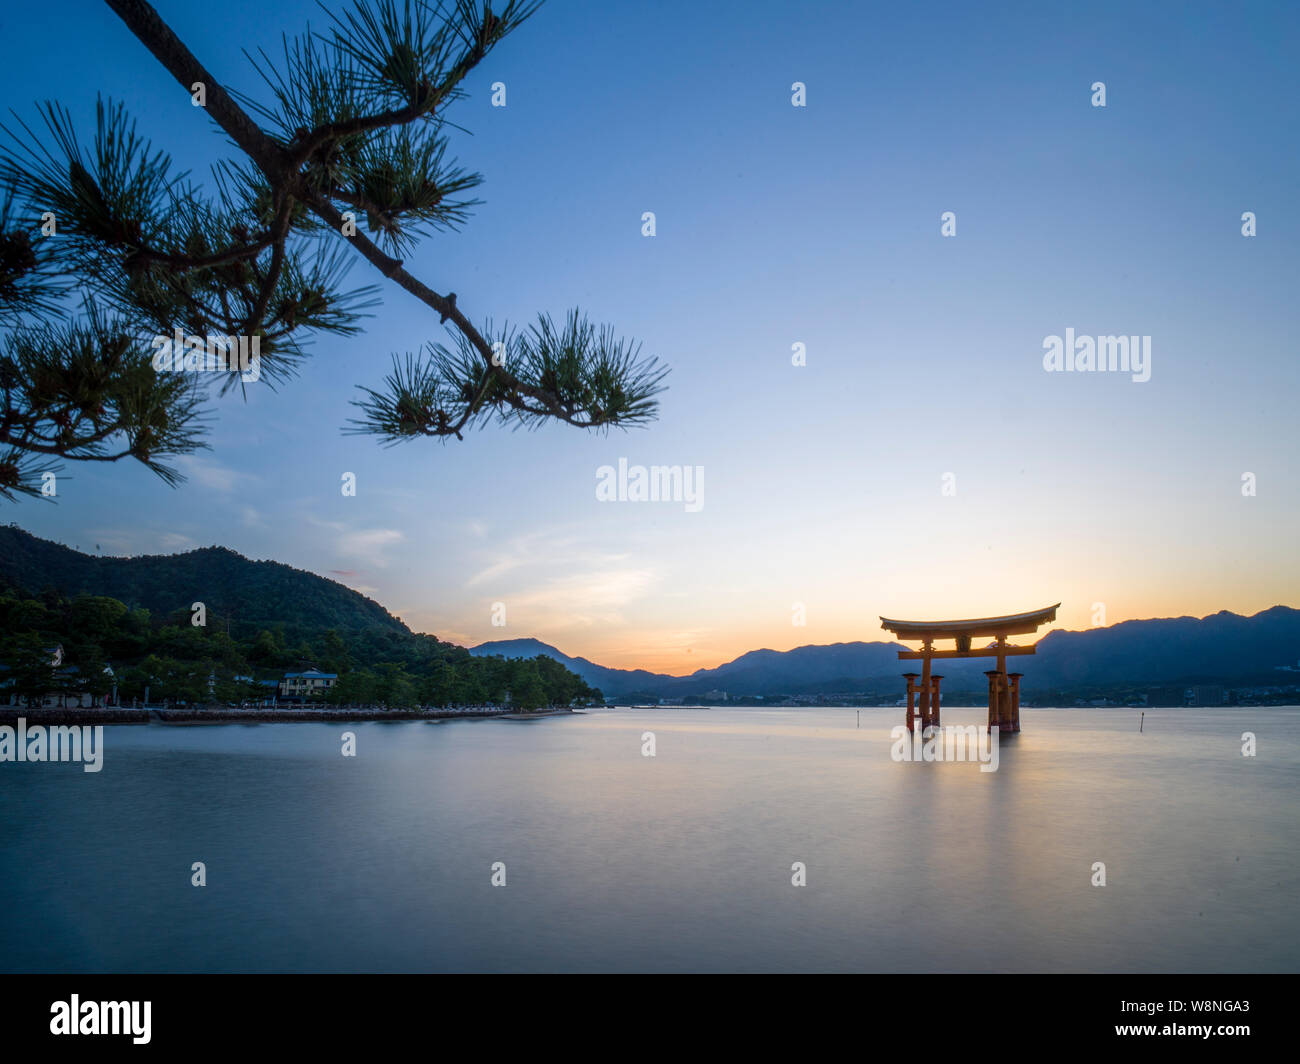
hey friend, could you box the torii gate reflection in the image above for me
[879,605,1060,735]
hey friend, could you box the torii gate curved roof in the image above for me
[879,604,1060,641]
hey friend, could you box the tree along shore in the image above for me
[0,705,578,727]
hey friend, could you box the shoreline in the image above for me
[0,706,578,727]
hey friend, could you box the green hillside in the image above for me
[0,526,600,709]
[0,524,409,639]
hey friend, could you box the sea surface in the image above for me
[1,706,1296,972]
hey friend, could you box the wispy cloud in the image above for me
[87,528,197,556]
[515,568,656,622]
[308,517,405,568]
[465,528,631,588]
[485,565,657,632]
[340,529,403,567]
[174,455,258,495]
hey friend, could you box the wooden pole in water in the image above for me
[1140,711,1144,733]
[903,673,919,733]
[930,674,943,730]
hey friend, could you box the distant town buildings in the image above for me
[0,644,115,708]
[277,670,338,700]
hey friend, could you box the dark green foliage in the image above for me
[0,524,407,641]
[0,525,599,708]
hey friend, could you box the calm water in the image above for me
[1,706,1297,973]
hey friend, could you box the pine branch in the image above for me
[0,305,211,495]
[0,0,667,501]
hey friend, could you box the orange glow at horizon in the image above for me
[423,584,1299,676]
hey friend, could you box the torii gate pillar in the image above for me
[985,670,1001,734]
[917,640,933,731]
[903,673,920,733]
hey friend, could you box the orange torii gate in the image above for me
[879,605,1060,735]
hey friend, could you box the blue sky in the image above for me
[4,0,1298,670]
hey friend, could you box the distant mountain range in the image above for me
[5,525,1297,701]
[472,607,1300,699]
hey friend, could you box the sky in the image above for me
[2,0,1298,672]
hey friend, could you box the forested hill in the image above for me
[0,526,600,708]
[0,525,409,638]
